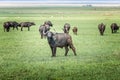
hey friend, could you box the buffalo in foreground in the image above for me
[19,22,35,31]
[63,23,71,33]
[46,31,76,57]
[72,27,78,35]
[3,21,19,32]
[110,23,119,33]
[39,21,53,39]
[98,23,106,35]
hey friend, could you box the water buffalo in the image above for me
[72,27,78,35]
[63,23,71,33]
[3,21,19,32]
[98,23,106,35]
[19,22,35,31]
[110,23,119,33]
[39,21,53,39]
[46,31,76,57]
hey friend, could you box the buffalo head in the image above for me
[63,23,71,33]
[44,21,53,27]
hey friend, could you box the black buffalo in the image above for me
[3,21,19,32]
[46,31,76,57]
[110,23,119,33]
[63,23,71,33]
[39,21,53,39]
[98,23,106,35]
[19,22,35,31]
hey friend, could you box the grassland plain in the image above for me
[0,7,120,80]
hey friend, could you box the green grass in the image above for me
[0,7,120,80]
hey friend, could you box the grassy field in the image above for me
[0,7,120,80]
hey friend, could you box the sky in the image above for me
[0,0,120,7]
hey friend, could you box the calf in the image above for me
[72,27,78,35]
[110,23,119,33]
[98,23,106,35]
[46,31,76,57]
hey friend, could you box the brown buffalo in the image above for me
[46,31,76,57]
[63,23,71,33]
[110,23,119,33]
[72,27,78,35]
[98,23,106,35]
[19,22,35,31]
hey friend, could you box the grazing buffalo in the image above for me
[110,23,119,33]
[72,27,78,35]
[39,21,53,39]
[19,22,35,31]
[63,23,71,33]
[98,23,106,35]
[46,31,76,57]
[3,22,10,32]
[3,21,19,32]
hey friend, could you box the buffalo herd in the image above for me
[3,21,35,32]
[98,23,119,35]
[3,21,19,32]
[3,20,119,57]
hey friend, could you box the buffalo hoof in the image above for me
[65,54,67,56]
[51,55,56,57]
[74,54,77,56]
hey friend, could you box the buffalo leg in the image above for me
[53,47,56,57]
[71,47,77,56]
[65,46,69,56]
[41,33,43,39]
[70,44,77,56]
[112,30,113,33]
[111,28,114,33]
[16,27,18,30]
[101,31,103,35]
[21,27,23,31]
[50,46,54,57]
[28,27,30,31]
[50,46,56,57]
[7,27,10,32]
[68,39,77,56]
